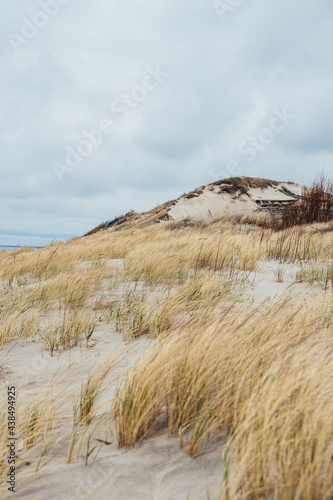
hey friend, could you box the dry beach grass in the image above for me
[0,213,332,499]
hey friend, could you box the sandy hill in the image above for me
[85,176,303,235]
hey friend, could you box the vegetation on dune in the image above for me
[263,172,333,230]
[114,296,333,499]
[0,195,332,497]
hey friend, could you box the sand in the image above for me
[0,256,322,500]
[167,182,302,223]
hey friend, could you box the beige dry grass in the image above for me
[0,216,332,498]
[114,295,333,498]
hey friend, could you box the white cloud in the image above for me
[0,0,332,244]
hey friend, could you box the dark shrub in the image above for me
[280,172,333,228]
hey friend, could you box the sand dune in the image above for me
[86,177,303,235]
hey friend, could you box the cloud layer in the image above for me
[1,0,332,245]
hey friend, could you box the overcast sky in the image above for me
[1,0,332,246]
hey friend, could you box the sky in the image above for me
[1,0,333,246]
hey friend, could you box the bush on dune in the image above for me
[280,172,333,228]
